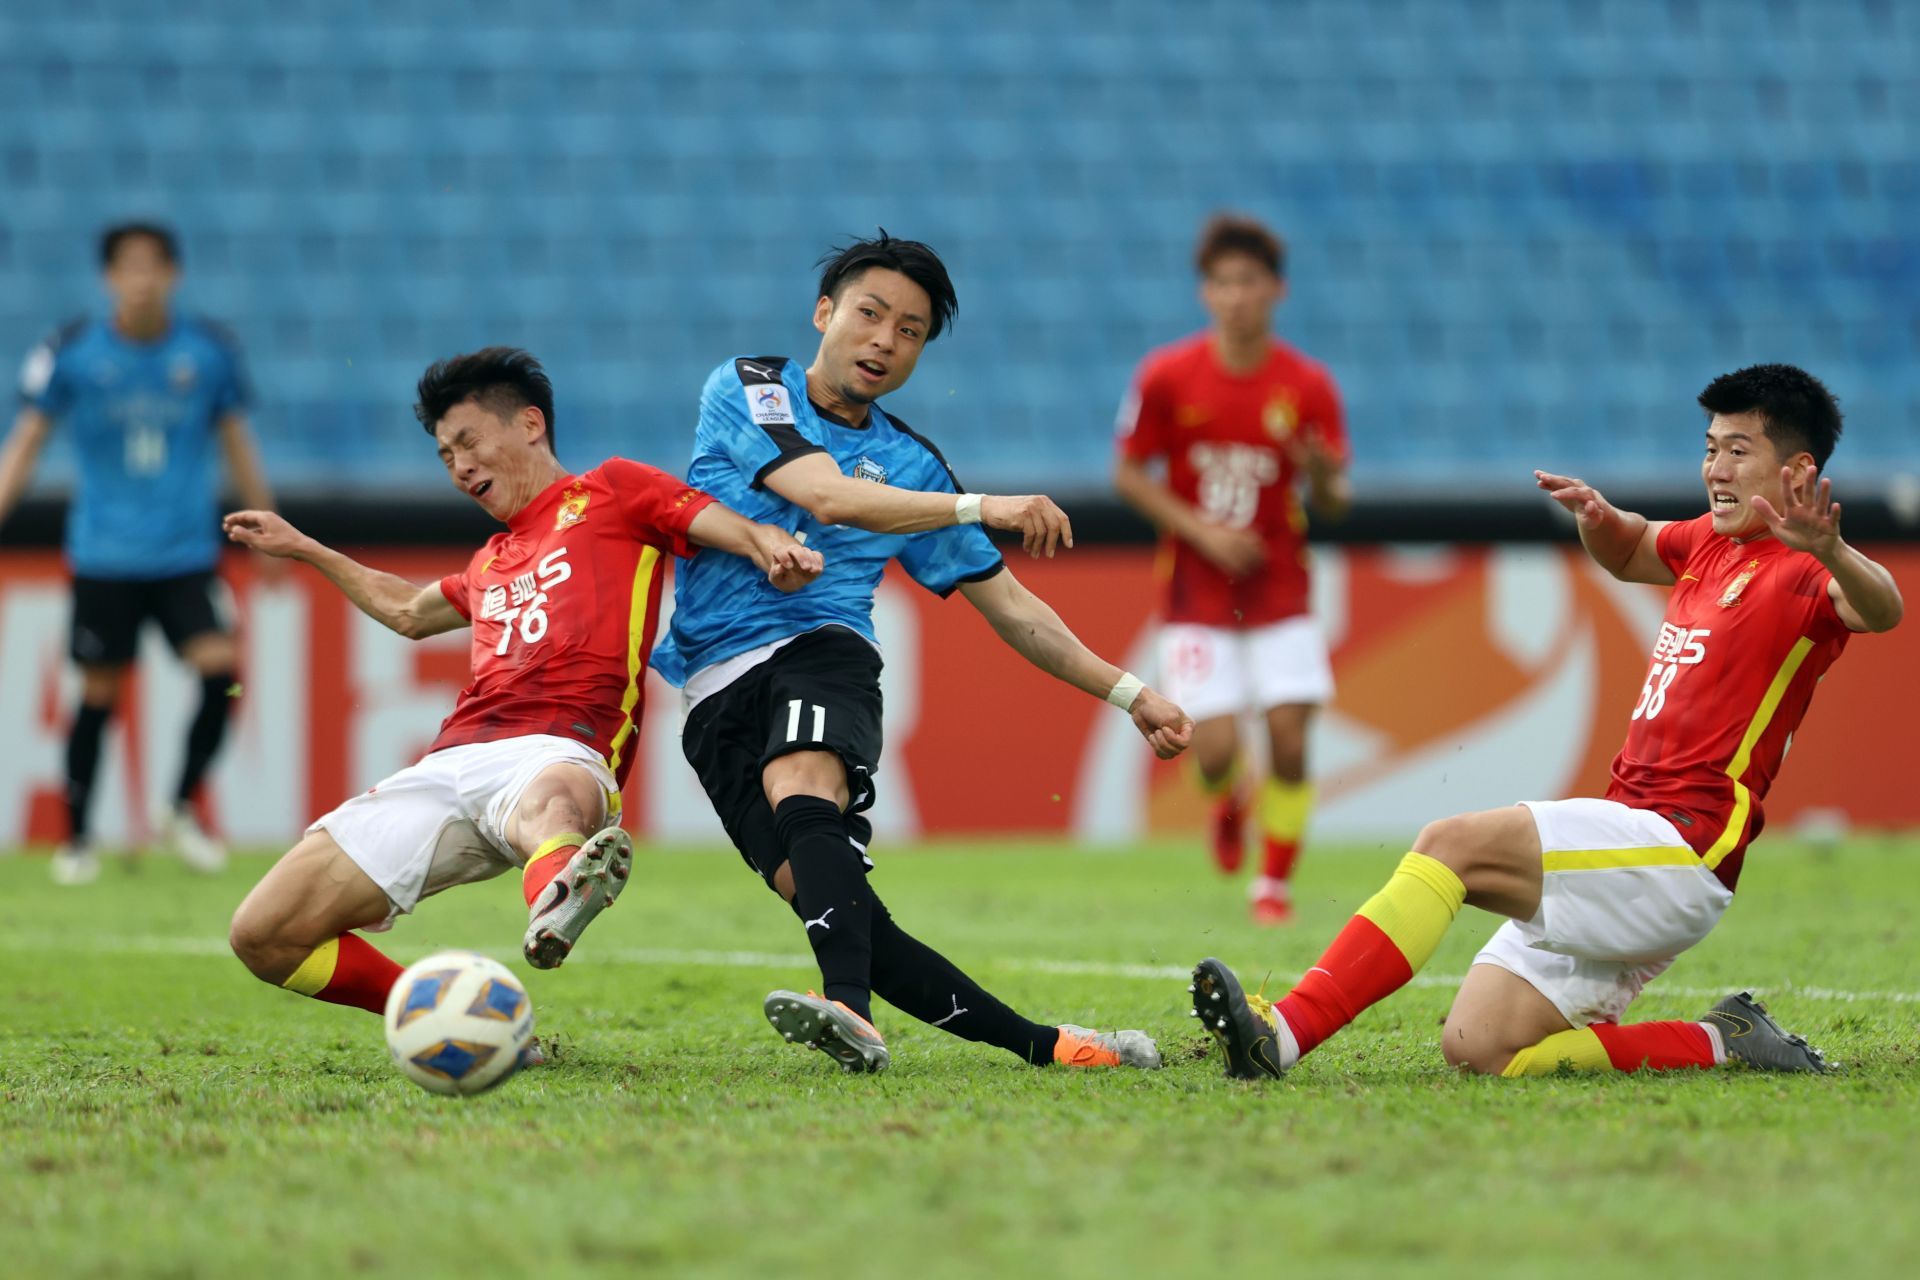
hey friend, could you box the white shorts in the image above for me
[1473,797,1734,1027]
[1157,616,1334,723]
[311,734,618,927]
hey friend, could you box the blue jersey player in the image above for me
[0,223,277,884]
[657,233,1195,1074]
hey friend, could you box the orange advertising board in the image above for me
[0,545,1911,850]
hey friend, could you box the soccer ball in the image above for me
[383,951,535,1096]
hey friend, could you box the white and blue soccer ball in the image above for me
[383,951,535,1096]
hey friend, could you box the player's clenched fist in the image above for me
[1535,470,1616,529]
[224,509,312,559]
[765,539,825,593]
[981,494,1074,559]
[1129,687,1195,760]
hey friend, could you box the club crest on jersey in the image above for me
[1718,559,1762,608]
[168,353,197,392]
[851,456,888,484]
[554,483,590,530]
[1262,395,1299,440]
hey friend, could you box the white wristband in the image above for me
[1106,672,1145,711]
[954,493,984,525]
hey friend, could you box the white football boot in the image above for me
[49,843,101,886]
[166,806,228,874]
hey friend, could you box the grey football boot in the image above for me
[522,825,633,970]
[1054,1025,1163,1069]
[764,990,890,1074]
[1702,991,1832,1073]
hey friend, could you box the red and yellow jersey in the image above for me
[1115,332,1348,627]
[433,459,714,787]
[1605,514,1853,889]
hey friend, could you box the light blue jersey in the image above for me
[653,355,1003,686]
[18,315,249,579]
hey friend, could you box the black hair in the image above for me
[816,229,957,341]
[414,347,557,453]
[1195,212,1285,278]
[1697,363,1842,470]
[100,221,180,268]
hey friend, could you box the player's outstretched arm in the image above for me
[0,408,52,532]
[685,503,824,593]
[958,568,1194,759]
[1751,468,1904,633]
[223,509,466,639]
[764,453,1073,558]
[1534,470,1673,585]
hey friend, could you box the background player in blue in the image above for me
[0,222,277,885]
[657,233,1196,1074]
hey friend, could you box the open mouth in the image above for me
[855,360,886,382]
[1710,491,1740,513]
[470,480,493,499]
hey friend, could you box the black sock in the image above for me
[868,894,1061,1066]
[175,672,235,806]
[65,702,112,846]
[775,794,875,1022]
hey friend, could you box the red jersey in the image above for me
[1116,332,1348,627]
[1606,515,1852,889]
[433,459,714,787]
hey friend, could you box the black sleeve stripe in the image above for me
[886,414,969,494]
[938,559,1007,598]
[733,355,791,385]
[751,443,828,491]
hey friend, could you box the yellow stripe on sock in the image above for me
[522,832,587,883]
[281,938,340,996]
[1190,757,1239,799]
[1354,851,1466,970]
[1258,778,1314,841]
[1502,1026,1613,1076]
[1541,845,1701,873]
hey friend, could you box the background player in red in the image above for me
[222,348,820,1018]
[1114,213,1351,924]
[1192,363,1902,1078]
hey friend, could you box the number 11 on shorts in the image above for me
[785,700,826,742]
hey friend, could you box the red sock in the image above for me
[1276,916,1410,1055]
[1274,851,1467,1059]
[522,833,587,907]
[1588,1021,1718,1071]
[281,933,404,1015]
[1260,837,1300,882]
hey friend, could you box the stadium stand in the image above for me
[2,0,1916,494]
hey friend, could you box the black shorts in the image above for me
[70,570,231,666]
[681,625,883,884]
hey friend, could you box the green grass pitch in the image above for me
[3,836,1918,1278]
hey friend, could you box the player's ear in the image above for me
[522,406,546,447]
[813,294,834,335]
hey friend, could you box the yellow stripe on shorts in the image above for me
[1541,846,1701,873]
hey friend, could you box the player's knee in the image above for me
[1439,1022,1513,1075]
[761,752,848,811]
[1412,814,1476,868]
[227,903,284,982]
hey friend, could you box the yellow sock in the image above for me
[1502,1027,1612,1076]
[281,937,340,996]
[1258,777,1314,842]
[1354,852,1466,971]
